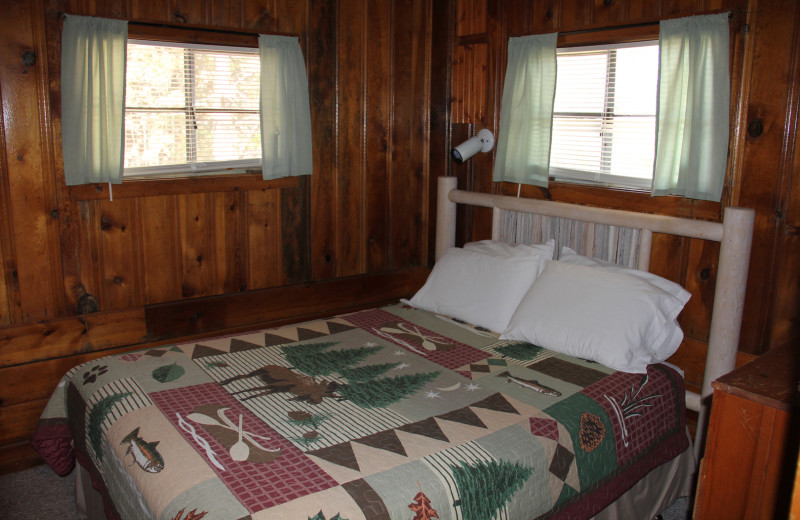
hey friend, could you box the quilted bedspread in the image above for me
[32,303,689,520]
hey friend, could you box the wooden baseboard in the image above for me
[0,441,44,475]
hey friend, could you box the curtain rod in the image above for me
[128,20,300,39]
[510,8,734,39]
[559,20,657,37]
[59,13,299,40]
[561,9,733,37]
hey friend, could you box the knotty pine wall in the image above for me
[0,0,441,471]
[1,0,799,474]
[446,0,800,384]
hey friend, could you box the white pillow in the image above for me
[655,319,685,361]
[464,239,554,277]
[501,261,689,373]
[465,238,555,258]
[407,247,544,332]
[559,247,691,302]
[558,247,689,362]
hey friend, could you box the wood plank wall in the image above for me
[0,0,441,472]
[448,0,800,376]
[1,0,798,475]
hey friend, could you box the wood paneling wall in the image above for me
[449,0,800,368]
[2,0,799,475]
[734,0,800,355]
[0,0,440,471]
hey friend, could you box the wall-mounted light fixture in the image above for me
[451,129,495,163]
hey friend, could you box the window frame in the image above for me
[494,21,736,215]
[549,35,660,191]
[123,37,263,179]
[66,24,302,201]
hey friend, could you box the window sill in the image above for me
[496,180,722,222]
[68,172,301,201]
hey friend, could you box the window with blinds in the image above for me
[549,41,659,189]
[124,40,261,177]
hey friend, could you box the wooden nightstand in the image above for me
[694,343,800,519]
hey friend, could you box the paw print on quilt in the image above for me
[82,365,109,385]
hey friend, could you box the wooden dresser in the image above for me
[694,343,800,519]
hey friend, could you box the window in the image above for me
[549,41,659,189]
[124,40,261,177]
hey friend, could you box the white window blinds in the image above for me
[549,42,659,189]
[124,40,261,176]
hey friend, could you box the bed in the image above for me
[31,176,754,520]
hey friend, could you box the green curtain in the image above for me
[61,15,127,186]
[493,33,558,187]
[258,35,313,180]
[653,13,730,201]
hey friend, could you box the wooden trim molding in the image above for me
[0,267,430,370]
[556,22,659,47]
[68,173,301,201]
[145,267,431,340]
[497,180,723,222]
[0,309,146,369]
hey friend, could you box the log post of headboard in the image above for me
[694,206,755,452]
[435,176,755,456]
[436,176,458,262]
[637,229,653,271]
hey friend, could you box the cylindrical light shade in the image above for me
[451,129,495,163]
[452,136,484,163]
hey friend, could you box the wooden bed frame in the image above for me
[434,176,755,456]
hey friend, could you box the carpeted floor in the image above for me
[0,464,78,519]
[0,464,691,520]
[661,497,691,520]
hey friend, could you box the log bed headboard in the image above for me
[434,176,755,455]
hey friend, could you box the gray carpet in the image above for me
[0,465,79,519]
[0,464,690,520]
[660,497,691,520]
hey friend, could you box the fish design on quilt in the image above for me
[121,427,165,473]
[496,371,562,397]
